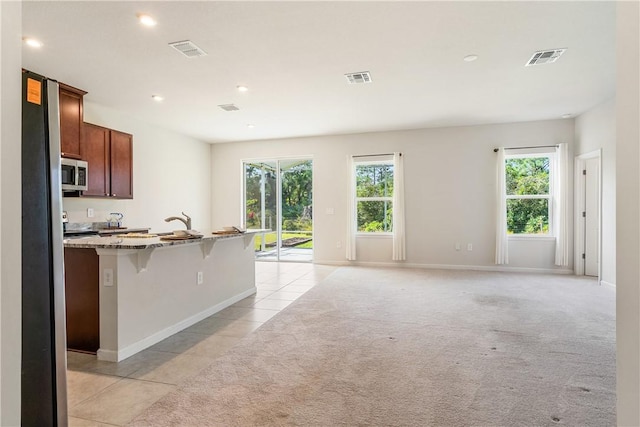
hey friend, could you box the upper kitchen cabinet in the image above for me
[59,83,87,159]
[109,130,133,199]
[81,123,133,199]
[82,123,109,197]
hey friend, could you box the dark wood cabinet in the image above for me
[81,123,133,199]
[64,248,99,354]
[59,83,87,159]
[109,130,133,199]
[82,123,110,197]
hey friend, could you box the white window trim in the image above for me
[356,232,393,237]
[504,151,555,238]
[354,159,394,234]
[508,235,556,241]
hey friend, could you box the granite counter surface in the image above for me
[63,229,266,250]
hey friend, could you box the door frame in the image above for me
[574,149,602,281]
[240,155,314,262]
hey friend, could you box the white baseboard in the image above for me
[97,287,257,362]
[314,259,573,275]
[313,260,350,266]
[601,280,616,288]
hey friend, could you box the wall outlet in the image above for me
[336,240,342,248]
[87,208,94,218]
[104,268,113,287]
[197,271,204,285]
[455,242,461,251]
[467,243,473,251]
[326,208,335,215]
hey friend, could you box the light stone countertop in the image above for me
[63,229,268,250]
[98,227,151,235]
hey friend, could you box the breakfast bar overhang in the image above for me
[64,231,263,362]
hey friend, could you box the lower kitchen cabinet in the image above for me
[82,122,133,198]
[64,248,99,353]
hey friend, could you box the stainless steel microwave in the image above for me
[61,158,88,192]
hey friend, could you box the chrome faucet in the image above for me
[164,212,192,230]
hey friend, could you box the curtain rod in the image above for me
[352,153,401,158]
[493,144,558,153]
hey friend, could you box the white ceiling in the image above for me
[21,1,616,144]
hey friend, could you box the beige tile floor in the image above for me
[67,261,336,426]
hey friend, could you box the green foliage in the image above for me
[254,232,312,251]
[525,215,549,234]
[282,218,312,232]
[244,160,313,234]
[356,164,393,197]
[244,163,277,229]
[281,161,313,220]
[507,199,549,234]
[362,220,384,232]
[505,157,550,234]
[356,164,394,232]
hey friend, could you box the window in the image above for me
[355,161,394,233]
[505,153,553,235]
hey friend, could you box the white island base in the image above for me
[90,233,257,362]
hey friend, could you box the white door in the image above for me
[584,157,599,276]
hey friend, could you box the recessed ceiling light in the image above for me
[463,54,478,62]
[237,85,249,92]
[137,13,157,27]
[561,114,572,119]
[151,95,164,102]
[23,37,43,48]
[247,124,255,128]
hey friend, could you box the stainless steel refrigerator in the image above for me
[22,69,68,426]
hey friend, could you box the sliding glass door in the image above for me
[243,158,313,262]
[244,161,278,257]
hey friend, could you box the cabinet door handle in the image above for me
[105,193,110,196]
[112,194,117,197]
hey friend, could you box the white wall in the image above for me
[63,101,212,233]
[211,119,574,272]
[0,2,22,425]
[574,98,615,285]
[616,1,640,425]
[97,236,255,362]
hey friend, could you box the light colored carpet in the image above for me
[129,267,616,426]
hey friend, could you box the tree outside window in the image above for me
[355,162,394,232]
[505,155,551,235]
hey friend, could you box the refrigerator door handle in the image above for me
[46,80,69,426]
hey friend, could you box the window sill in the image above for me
[356,233,393,238]
[508,235,556,241]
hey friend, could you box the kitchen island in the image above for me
[64,230,264,362]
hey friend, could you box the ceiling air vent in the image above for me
[168,40,207,58]
[218,104,239,112]
[345,71,372,84]
[525,48,566,66]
